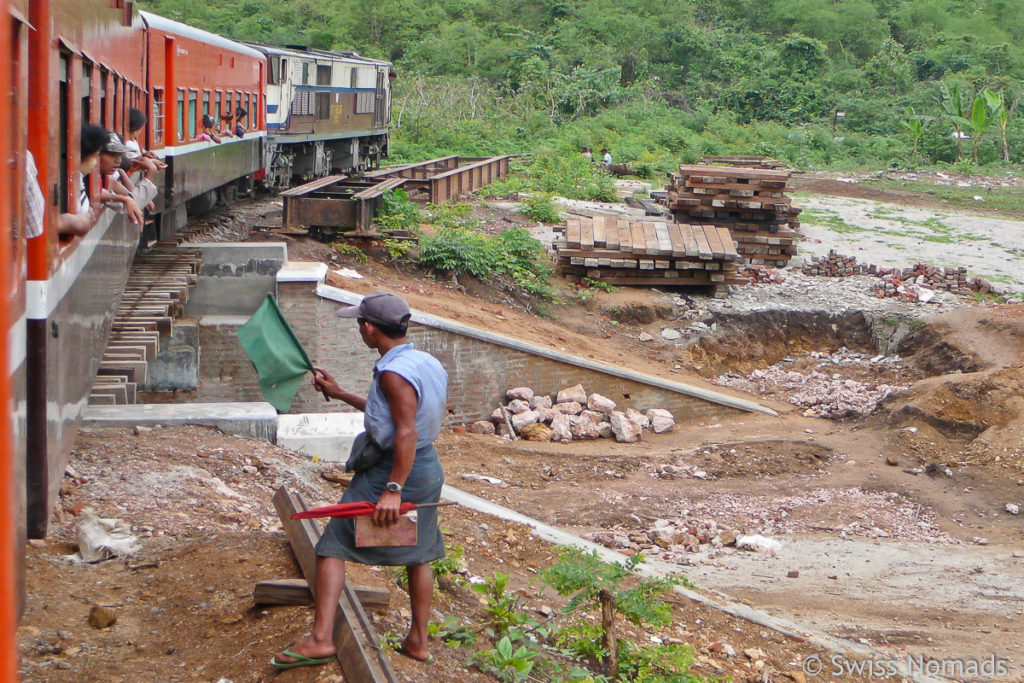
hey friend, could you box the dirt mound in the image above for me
[885,367,1024,446]
[679,440,833,478]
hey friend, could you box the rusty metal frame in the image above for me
[281,156,511,237]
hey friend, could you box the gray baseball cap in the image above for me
[103,133,132,155]
[336,291,411,327]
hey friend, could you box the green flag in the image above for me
[236,294,315,412]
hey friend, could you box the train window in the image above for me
[59,53,70,212]
[350,68,357,89]
[188,90,198,138]
[280,59,287,82]
[203,91,210,117]
[317,64,332,86]
[152,88,164,145]
[301,62,310,85]
[315,92,330,120]
[112,76,122,133]
[99,68,108,127]
[176,89,184,141]
[214,91,222,120]
[82,61,93,123]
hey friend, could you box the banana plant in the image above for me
[983,88,1019,163]
[966,95,991,163]
[936,82,969,162]
[898,105,931,158]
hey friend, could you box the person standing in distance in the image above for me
[272,291,449,669]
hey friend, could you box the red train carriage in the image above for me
[3,0,30,668]
[141,11,265,233]
[23,0,149,540]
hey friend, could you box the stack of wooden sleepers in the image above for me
[90,243,202,406]
[699,155,788,170]
[553,215,743,291]
[663,165,801,267]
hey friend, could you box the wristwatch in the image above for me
[385,481,403,493]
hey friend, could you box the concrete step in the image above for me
[82,402,278,442]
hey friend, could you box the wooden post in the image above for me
[273,487,398,683]
[600,589,617,678]
[498,403,518,440]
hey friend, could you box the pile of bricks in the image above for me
[803,251,1002,298]
[661,165,801,267]
[802,250,877,277]
[737,265,785,284]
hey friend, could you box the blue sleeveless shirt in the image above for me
[364,343,448,450]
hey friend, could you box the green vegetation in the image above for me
[142,0,1024,171]
[518,192,563,223]
[453,548,697,681]
[801,207,866,233]
[862,178,1024,213]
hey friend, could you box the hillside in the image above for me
[140,0,1024,169]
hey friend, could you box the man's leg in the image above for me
[275,556,346,661]
[401,563,433,660]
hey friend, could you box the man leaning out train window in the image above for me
[97,132,144,227]
[57,124,109,238]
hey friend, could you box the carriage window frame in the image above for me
[188,89,198,138]
[176,88,185,141]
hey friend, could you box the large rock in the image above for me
[610,411,642,443]
[569,415,601,440]
[626,408,651,430]
[556,384,587,404]
[587,393,617,414]
[520,422,554,442]
[511,410,540,431]
[490,407,506,424]
[468,420,495,435]
[530,395,553,410]
[580,409,605,423]
[646,408,675,434]
[553,401,583,415]
[507,399,532,415]
[550,413,572,443]
[506,387,535,402]
[596,421,612,439]
[538,407,560,424]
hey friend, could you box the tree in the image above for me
[983,88,1018,163]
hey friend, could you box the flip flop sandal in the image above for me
[395,645,434,663]
[270,648,335,669]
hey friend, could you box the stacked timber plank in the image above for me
[699,155,789,170]
[553,215,743,289]
[663,165,802,267]
[90,245,201,406]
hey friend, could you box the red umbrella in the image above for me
[291,501,454,520]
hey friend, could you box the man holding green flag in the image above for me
[271,291,449,669]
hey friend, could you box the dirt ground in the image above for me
[19,172,1024,681]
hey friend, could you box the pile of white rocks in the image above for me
[466,384,675,443]
[715,366,906,418]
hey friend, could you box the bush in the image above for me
[417,225,553,297]
[518,193,563,223]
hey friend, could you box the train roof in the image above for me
[140,11,265,61]
[245,42,391,68]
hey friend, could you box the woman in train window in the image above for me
[197,115,223,143]
[233,107,247,137]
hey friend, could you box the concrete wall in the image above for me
[170,272,769,423]
[184,242,287,317]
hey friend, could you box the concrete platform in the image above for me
[277,412,364,462]
[82,402,278,442]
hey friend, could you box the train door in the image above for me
[373,67,386,128]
